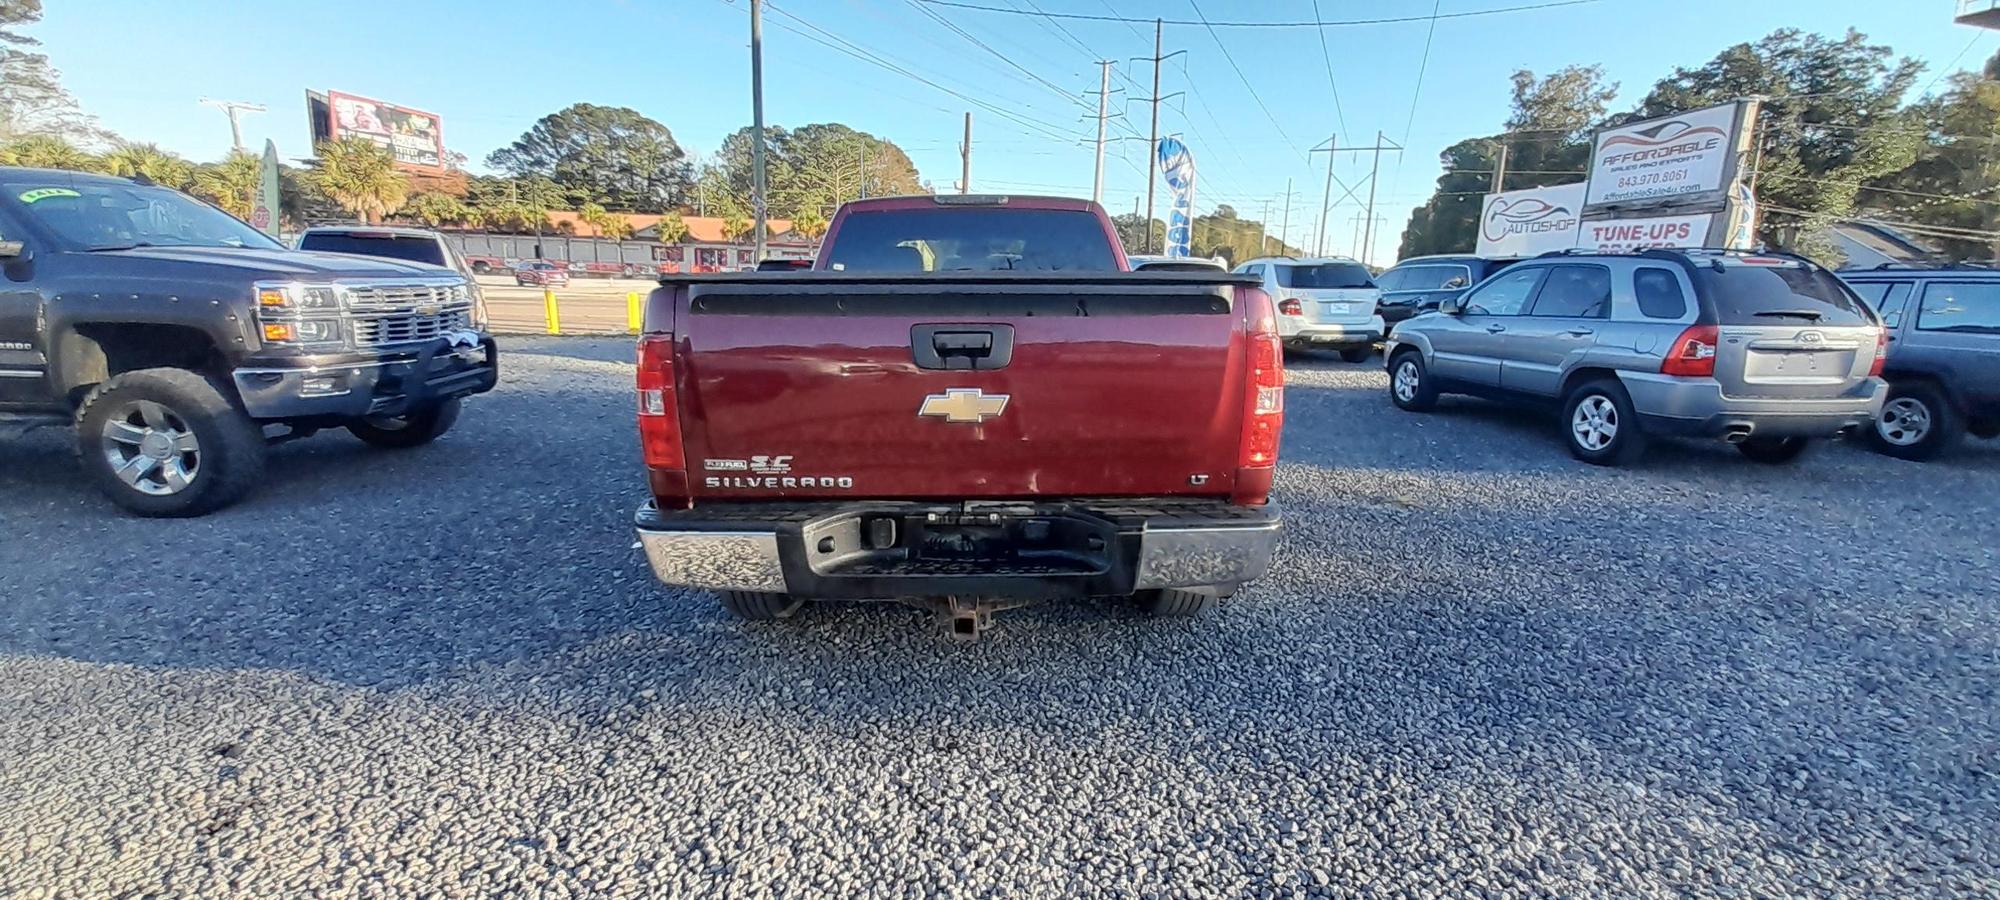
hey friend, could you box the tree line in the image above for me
[1398,28,2000,264]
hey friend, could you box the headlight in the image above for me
[254,280,346,349]
[256,283,344,312]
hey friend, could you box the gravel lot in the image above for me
[3,337,1997,897]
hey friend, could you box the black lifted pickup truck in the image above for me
[0,167,497,516]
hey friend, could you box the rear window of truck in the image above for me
[1694,263,1871,326]
[299,232,447,266]
[821,209,1119,272]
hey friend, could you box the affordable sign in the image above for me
[1577,214,1712,252]
[1474,182,1585,258]
[1585,103,1738,207]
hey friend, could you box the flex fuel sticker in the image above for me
[18,188,81,204]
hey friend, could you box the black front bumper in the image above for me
[634,498,1281,601]
[232,337,499,421]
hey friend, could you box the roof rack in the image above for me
[1851,260,1992,271]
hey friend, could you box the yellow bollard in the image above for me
[543,288,562,335]
[626,291,642,334]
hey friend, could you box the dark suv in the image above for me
[1375,255,1516,331]
[1839,264,2000,459]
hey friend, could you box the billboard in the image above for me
[325,90,445,171]
[1475,182,1584,258]
[1576,213,1712,253]
[1584,102,1743,209]
[1157,137,1196,258]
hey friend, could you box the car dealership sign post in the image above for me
[1473,99,1760,258]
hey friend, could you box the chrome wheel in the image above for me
[1393,360,1421,402]
[99,399,200,496]
[1571,394,1619,451]
[1877,397,1931,446]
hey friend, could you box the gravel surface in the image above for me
[2,338,1997,898]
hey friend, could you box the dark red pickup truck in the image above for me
[632,195,1283,637]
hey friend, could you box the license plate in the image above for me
[1323,302,1351,315]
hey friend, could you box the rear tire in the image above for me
[1388,350,1438,412]
[720,590,803,621]
[1561,378,1648,466]
[1869,381,1962,461]
[347,397,461,449]
[1136,588,1225,618]
[74,368,267,517]
[1736,436,1811,464]
[1339,346,1372,363]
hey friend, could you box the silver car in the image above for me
[1384,248,1887,465]
[1234,256,1384,361]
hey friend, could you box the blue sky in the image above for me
[33,0,1994,264]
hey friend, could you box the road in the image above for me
[2,340,1996,897]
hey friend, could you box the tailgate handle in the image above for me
[912,324,1015,371]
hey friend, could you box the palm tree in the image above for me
[101,142,194,189]
[406,191,470,227]
[721,211,751,243]
[792,207,827,240]
[313,137,410,224]
[655,211,689,244]
[577,201,611,236]
[190,152,261,219]
[0,134,99,171]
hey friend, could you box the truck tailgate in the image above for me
[666,273,1252,500]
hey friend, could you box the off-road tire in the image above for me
[73,367,267,517]
[1340,346,1372,363]
[1736,436,1811,465]
[720,591,803,621]
[1136,588,1223,618]
[1388,350,1438,412]
[1561,378,1649,466]
[1869,380,1963,462]
[347,398,462,449]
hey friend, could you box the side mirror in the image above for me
[1438,297,1465,316]
[0,240,24,259]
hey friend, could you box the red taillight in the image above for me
[1661,324,1719,377]
[1238,289,1285,481]
[637,335,683,471]
[1278,297,1303,316]
[1869,329,1887,377]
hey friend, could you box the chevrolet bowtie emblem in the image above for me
[919,388,1009,424]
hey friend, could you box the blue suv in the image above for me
[1840,264,2000,460]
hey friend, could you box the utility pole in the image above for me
[1259,199,1271,255]
[1130,21,1184,253]
[199,98,265,153]
[1363,131,1384,263]
[959,112,972,193]
[749,0,769,260]
[1091,60,1114,205]
[1310,136,1337,257]
[1310,136,1402,260]
[1491,141,1508,193]
[858,141,868,200]
[1280,179,1292,255]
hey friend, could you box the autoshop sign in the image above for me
[1475,182,1585,258]
[1584,102,1741,208]
[327,90,445,172]
[1577,213,1713,252]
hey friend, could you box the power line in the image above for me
[1186,0,1303,158]
[1308,0,1349,145]
[1400,0,1442,147]
[1920,32,1986,98]
[903,0,1098,115]
[914,0,1600,28]
[760,3,1084,144]
[1753,171,2000,208]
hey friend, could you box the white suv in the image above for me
[1233,256,1385,361]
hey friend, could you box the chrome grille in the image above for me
[352,307,474,347]
[345,283,459,311]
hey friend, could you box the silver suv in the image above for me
[1384,249,1887,465]
[1233,256,1383,361]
